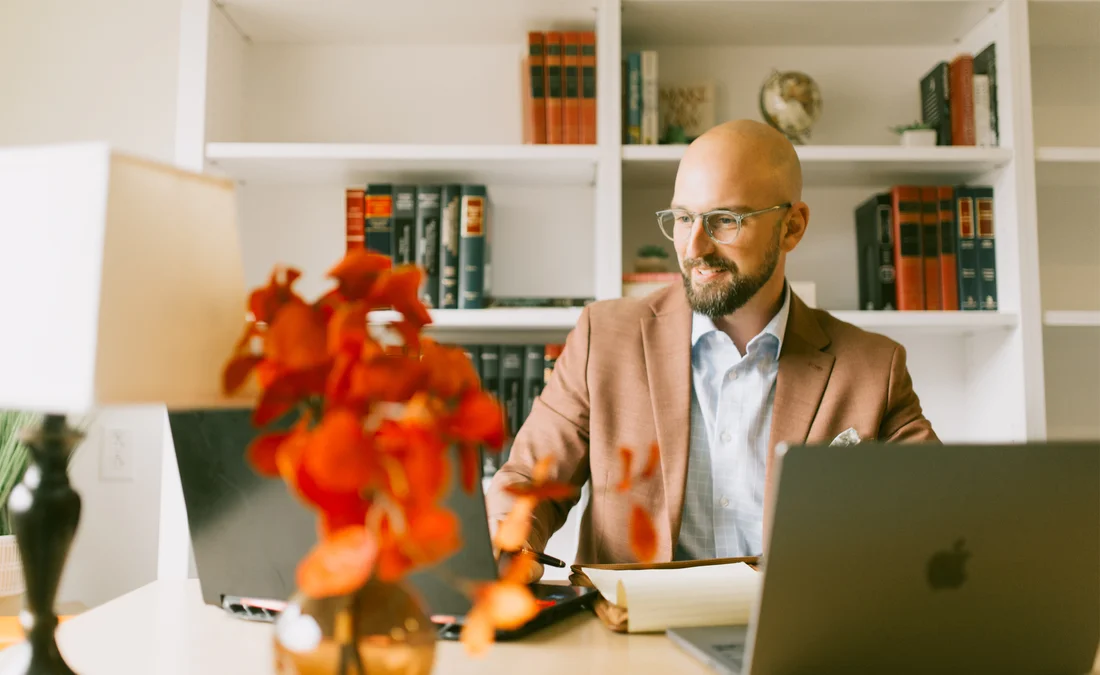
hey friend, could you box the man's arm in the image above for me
[484,304,593,554]
[879,343,940,443]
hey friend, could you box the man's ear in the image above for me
[780,202,810,252]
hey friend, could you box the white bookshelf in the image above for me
[167,0,1099,574]
[1029,0,1100,442]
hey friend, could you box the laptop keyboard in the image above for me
[222,596,284,622]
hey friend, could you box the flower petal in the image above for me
[481,582,538,630]
[302,408,372,494]
[296,526,378,599]
[327,249,392,301]
[493,496,536,552]
[266,300,329,371]
[246,431,291,477]
[629,504,658,563]
[460,606,496,657]
[616,446,633,492]
[445,389,506,449]
[642,441,660,479]
[503,482,579,501]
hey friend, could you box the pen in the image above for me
[506,547,567,569]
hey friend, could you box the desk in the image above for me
[0,580,715,674]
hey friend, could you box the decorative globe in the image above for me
[759,69,823,145]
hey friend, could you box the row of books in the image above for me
[622,50,715,145]
[855,185,997,312]
[459,342,565,476]
[522,30,597,145]
[920,42,998,147]
[345,184,490,309]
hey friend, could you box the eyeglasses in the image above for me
[655,203,791,244]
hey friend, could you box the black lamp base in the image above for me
[2,414,82,675]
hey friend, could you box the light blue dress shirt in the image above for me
[675,283,791,560]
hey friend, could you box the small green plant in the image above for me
[637,245,670,258]
[0,409,42,536]
[890,120,935,134]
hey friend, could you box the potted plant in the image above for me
[890,121,938,147]
[634,244,671,273]
[0,409,41,602]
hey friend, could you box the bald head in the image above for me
[676,119,803,204]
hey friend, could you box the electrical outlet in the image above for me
[100,427,135,482]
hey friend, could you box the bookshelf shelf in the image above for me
[622,145,1013,187]
[214,0,599,44]
[205,143,602,186]
[829,311,1018,333]
[369,307,584,331]
[621,0,1001,47]
[1035,146,1100,186]
[1043,311,1100,328]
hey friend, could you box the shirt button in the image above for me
[727,371,738,380]
[720,431,732,443]
[719,498,730,508]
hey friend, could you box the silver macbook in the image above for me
[669,441,1100,675]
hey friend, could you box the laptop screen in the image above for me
[168,407,501,617]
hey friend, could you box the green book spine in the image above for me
[438,184,462,309]
[364,184,393,257]
[522,344,545,425]
[458,185,488,309]
[498,345,525,464]
[479,345,501,474]
[415,186,442,308]
[393,185,416,266]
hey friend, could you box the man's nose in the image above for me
[684,214,714,261]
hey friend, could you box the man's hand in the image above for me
[490,519,544,584]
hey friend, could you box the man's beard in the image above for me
[680,229,781,319]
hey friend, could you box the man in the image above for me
[486,119,938,579]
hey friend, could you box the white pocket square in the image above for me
[830,427,862,446]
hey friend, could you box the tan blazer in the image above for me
[485,283,939,565]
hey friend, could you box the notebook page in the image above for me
[581,563,761,633]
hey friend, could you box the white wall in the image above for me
[0,0,184,608]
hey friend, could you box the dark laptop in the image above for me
[167,407,596,640]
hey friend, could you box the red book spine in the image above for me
[579,31,597,144]
[345,188,364,252]
[920,186,942,310]
[563,32,581,144]
[544,32,564,144]
[891,186,925,311]
[938,186,960,310]
[949,54,975,145]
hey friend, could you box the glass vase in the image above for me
[273,577,437,675]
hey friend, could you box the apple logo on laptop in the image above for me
[927,538,969,590]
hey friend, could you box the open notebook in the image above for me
[575,560,762,633]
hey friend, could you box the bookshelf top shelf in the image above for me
[205,143,601,186]
[1044,311,1100,328]
[621,0,1001,47]
[623,144,1013,187]
[214,0,597,44]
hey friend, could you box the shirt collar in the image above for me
[691,281,792,355]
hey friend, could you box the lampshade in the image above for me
[0,143,249,413]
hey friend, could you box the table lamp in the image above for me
[0,143,248,674]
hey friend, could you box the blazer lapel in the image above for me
[763,294,834,543]
[641,287,692,557]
